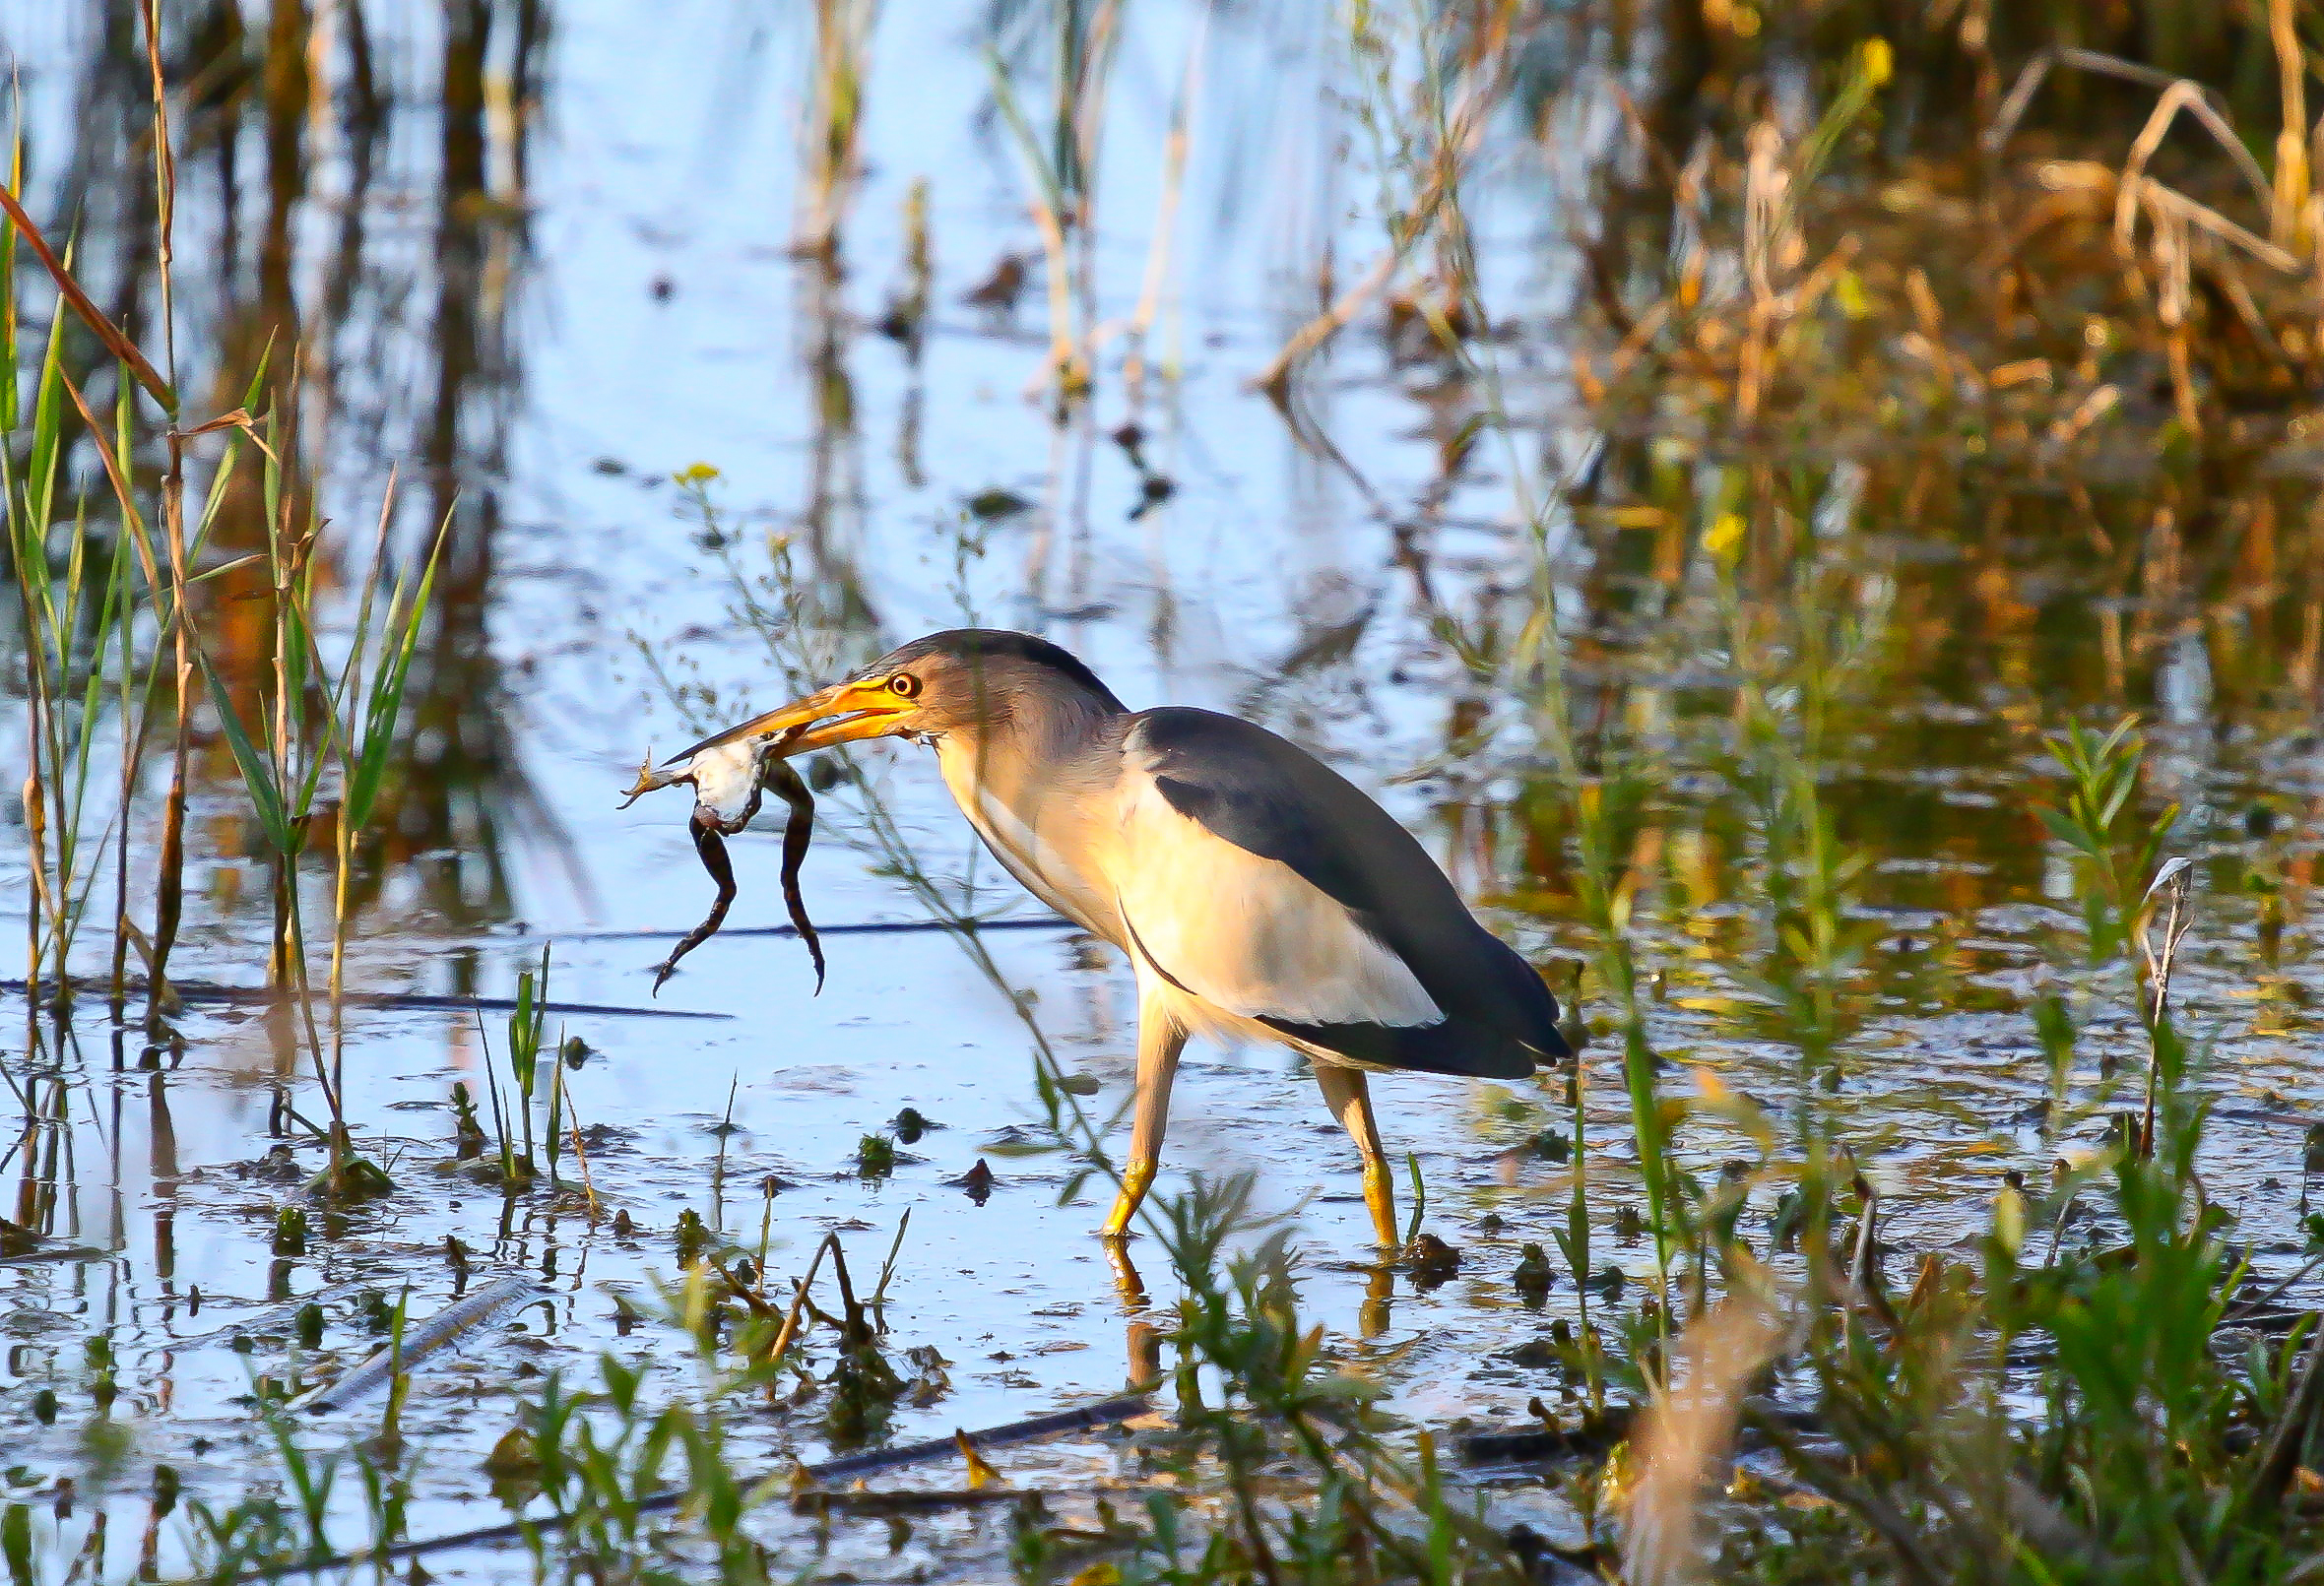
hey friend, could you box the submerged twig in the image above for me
[289,1274,538,1414]
[240,1391,1156,1577]
[0,980,728,1021]
[530,915,1070,944]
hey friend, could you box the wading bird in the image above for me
[678,630,1570,1246]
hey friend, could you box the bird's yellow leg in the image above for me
[1101,1158,1157,1238]
[1362,1154,1399,1248]
[1100,1001,1186,1240]
[1316,1064,1399,1249]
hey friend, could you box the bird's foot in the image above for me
[1099,1158,1158,1240]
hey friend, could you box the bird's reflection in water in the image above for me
[1104,1241,1166,1388]
[1361,1262,1394,1339]
[1127,1318,1165,1391]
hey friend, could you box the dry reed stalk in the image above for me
[2139,180,2301,274]
[2270,0,2309,256]
[0,189,173,412]
[6,160,182,1013]
[565,1114,601,1220]
[2107,79,2297,274]
[1027,190,1084,401]
[765,1233,839,1366]
[20,756,48,1007]
[1622,1297,1785,1586]
[1988,47,2273,211]
[1064,0,1123,375]
[1122,18,1202,412]
[140,0,194,1032]
[1737,117,1789,422]
[1250,49,1504,397]
[2146,201,2201,434]
[56,367,165,1013]
[802,0,876,260]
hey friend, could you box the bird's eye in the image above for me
[888,673,921,699]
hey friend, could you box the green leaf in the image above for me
[2035,805,2095,856]
[194,644,297,858]
[345,534,443,830]
[23,253,68,538]
[0,1502,29,1586]
[981,1137,1062,1159]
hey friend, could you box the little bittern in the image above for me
[678,630,1570,1245]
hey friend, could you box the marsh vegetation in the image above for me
[6,0,2324,1580]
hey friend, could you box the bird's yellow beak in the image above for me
[667,678,912,765]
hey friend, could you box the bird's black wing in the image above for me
[1130,708,1568,1079]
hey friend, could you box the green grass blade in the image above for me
[345,531,443,830]
[194,643,296,859]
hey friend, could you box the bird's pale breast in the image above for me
[936,736,1125,943]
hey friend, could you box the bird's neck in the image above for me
[933,707,1127,941]
[938,688,1120,786]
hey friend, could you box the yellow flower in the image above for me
[1861,38,1893,89]
[1704,512,1748,565]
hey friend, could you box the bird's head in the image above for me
[669,629,1127,765]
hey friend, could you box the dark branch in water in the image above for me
[289,1274,539,1414]
[237,1390,1158,1577]
[536,916,1074,943]
[0,981,729,1021]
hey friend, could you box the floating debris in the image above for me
[450,1083,487,1159]
[951,1159,997,1205]
[619,729,825,994]
[965,485,1032,520]
[290,1274,539,1414]
[1405,1232,1461,1284]
[857,1135,898,1178]
[273,1207,309,1257]
[1513,1242,1554,1302]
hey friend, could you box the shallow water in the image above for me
[2,1,2323,1577]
